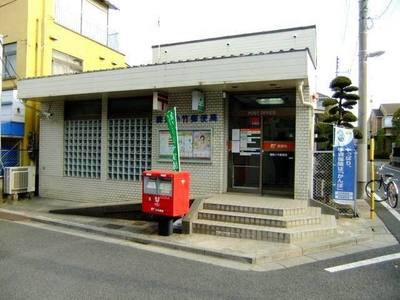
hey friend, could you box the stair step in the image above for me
[203,202,309,217]
[198,208,322,228]
[192,216,337,243]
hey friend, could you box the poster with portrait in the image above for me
[159,129,212,160]
[192,130,211,158]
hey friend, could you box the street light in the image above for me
[367,51,385,58]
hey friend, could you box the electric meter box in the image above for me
[142,170,190,217]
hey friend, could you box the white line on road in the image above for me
[325,253,400,273]
[369,189,400,222]
[384,165,400,174]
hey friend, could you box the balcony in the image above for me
[54,0,119,51]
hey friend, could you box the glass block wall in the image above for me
[108,118,152,181]
[64,120,102,178]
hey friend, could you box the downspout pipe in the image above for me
[297,80,314,109]
[297,80,315,201]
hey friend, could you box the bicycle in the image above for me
[365,164,399,208]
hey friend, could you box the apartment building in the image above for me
[0,0,126,173]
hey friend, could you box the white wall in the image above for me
[152,26,317,65]
[1,90,25,123]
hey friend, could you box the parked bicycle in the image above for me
[365,164,399,208]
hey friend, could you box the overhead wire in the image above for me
[371,0,394,20]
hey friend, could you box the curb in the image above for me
[0,209,255,264]
[0,208,377,265]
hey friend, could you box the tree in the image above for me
[315,76,361,148]
[393,108,400,146]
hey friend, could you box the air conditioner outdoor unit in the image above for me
[3,166,36,197]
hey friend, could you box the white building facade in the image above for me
[18,25,317,203]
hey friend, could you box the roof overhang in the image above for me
[98,0,119,10]
[18,49,314,101]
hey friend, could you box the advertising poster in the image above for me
[193,130,211,158]
[332,126,356,204]
[159,129,211,160]
[179,131,193,158]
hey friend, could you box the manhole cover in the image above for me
[103,223,124,230]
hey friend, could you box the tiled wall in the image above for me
[38,89,312,203]
[38,91,227,203]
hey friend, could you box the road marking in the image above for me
[384,165,400,174]
[325,253,400,272]
[373,191,400,222]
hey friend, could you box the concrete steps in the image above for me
[198,208,322,228]
[192,197,337,243]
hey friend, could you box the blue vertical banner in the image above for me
[332,126,357,204]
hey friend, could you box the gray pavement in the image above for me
[1,219,399,300]
[0,196,398,270]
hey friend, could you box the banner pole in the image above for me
[370,136,375,220]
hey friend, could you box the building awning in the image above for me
[17,49,315,101]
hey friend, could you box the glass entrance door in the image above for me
[228,90,296,194]
[261,115,295,196]
[230,117,261,190]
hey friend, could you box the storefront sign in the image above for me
[332,126,356,204]
[155,114,218,124]
[263,141,295,152]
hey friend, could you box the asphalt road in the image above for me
[1,219,399,300]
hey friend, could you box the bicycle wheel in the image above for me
[387,182,398,208]
[365,180,384,201]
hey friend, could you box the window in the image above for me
[2,43,17,79]
[52,50,83,75]
[54,0,114,47]
[108,98,152,181]
[54,0,81,33]
[64,101,102,178]
[82,0,108,45]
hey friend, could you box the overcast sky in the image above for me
[113,0,399,111]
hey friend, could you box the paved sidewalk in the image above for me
[0,197,398,271]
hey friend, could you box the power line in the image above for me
[341,0,351,44]
[372,0,393,20]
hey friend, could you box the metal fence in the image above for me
[313,151,355,215]
[313,151,333,203]
[0,149,25,176]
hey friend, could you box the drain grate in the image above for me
[103,223,124,230]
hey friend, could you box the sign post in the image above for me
[165,107,181,171]
[369,136,375,220]
[332,126,357,216]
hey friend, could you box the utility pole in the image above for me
[357,0,368,198]
[336,56,339,77]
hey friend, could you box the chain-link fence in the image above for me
[313,151,333,203]
[0,149,21,176]
[313,151,355,215]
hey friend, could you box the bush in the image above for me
[374,152,390,159]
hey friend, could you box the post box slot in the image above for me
[143,176,158,195]
[159,178,172,196]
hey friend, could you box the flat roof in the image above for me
[151,25,316,48]
[18,49,312,100]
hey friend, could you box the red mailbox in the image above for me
[142,170,190,217]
